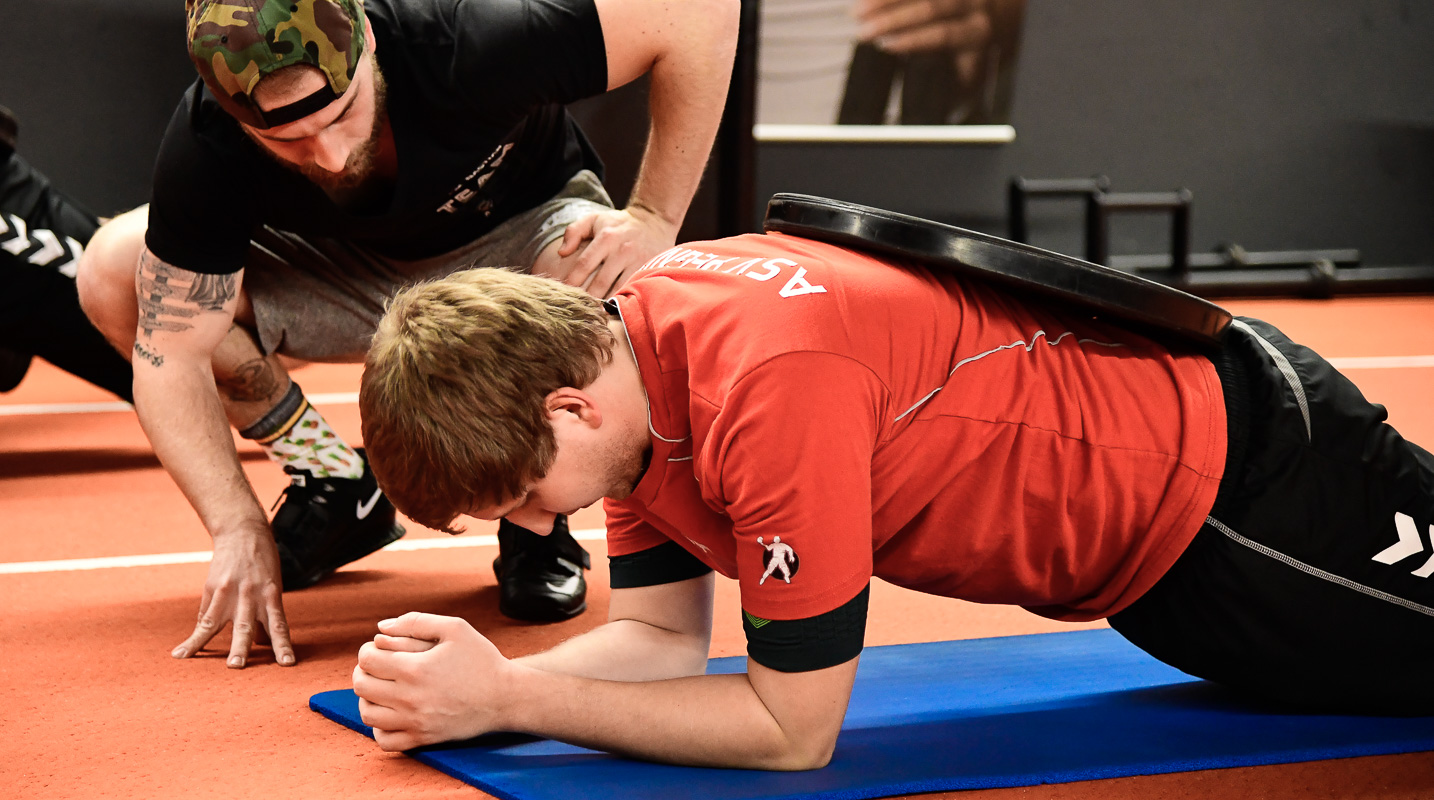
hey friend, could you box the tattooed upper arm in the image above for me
[135,249,239,337]
[133,249,241,367]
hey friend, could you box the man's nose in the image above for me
[310,130,351,173]
[505,507,558,535]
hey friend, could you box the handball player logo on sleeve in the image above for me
[757,536,799,585]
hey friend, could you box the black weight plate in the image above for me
[764,193,1231,350]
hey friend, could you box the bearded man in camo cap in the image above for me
[74,0,738,670]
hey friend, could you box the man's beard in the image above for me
[281,63,389,191]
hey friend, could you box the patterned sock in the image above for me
[238,381,364,479]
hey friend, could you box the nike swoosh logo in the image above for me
[545,558,584,595]
[545,574,581,595]
[356,487,383,520]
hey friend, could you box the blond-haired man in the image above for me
[354,233,1434,768]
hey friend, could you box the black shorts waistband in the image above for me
[1207,330,1252,520]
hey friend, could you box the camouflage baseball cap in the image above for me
[187,0,366,129]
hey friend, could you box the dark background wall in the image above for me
[754,0,1434,265]
[2,0,1430,266]
[0,0,193,217]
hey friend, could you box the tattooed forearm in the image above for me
[133,341,164,368]
[217,355,282,403]
[135,250,237,338]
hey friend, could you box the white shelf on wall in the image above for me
[753,124,1015,144]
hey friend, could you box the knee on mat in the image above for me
[75,205,149,339]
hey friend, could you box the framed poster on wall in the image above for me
[755,0,1027,143]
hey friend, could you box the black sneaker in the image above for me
[0,348,32,393]
[270,448,405,591]
[493,515,590,622]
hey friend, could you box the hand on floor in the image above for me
[171,528,295,669]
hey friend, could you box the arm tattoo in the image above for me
[133,341,164,368]
[135,251,237,338]
[187,273,238,311]
[217,352,282,404]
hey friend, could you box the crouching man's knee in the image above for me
[76,205,150,348]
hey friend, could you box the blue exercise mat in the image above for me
[311,629,1434,800]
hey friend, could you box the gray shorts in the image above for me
[242,169,612,361]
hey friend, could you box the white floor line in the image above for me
[0,400,132,416]
[0,391,359,417]
[1327,355,1434,369]
[5,355,1433,564]
[0,527,606,575]
[5,358,1434,418]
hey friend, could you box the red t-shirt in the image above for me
[605,233,1226,623]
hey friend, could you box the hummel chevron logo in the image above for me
[356,487,383,520]
[1,212,84,275]
[26,229,65,265]
[1372,512,1434,578]
[0,213,26,255]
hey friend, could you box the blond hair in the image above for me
[359,268,615,532]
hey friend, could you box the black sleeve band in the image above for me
[744,585,869,673]
[609,540,714,589]
[238,380,304,441]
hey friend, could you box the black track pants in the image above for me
[1110,317,1434,715]
[0,151,132,401]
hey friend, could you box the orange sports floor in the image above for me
[4,296,1434,799]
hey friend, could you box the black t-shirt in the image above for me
[146,0,609,275]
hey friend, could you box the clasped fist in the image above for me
[353,612,510,751]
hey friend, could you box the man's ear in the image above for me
[364,14,377,52]
[544,387,603,428]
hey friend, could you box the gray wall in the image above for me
[0,0,194,216]
[3,0,1431,266]
[755,0,1434,265]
